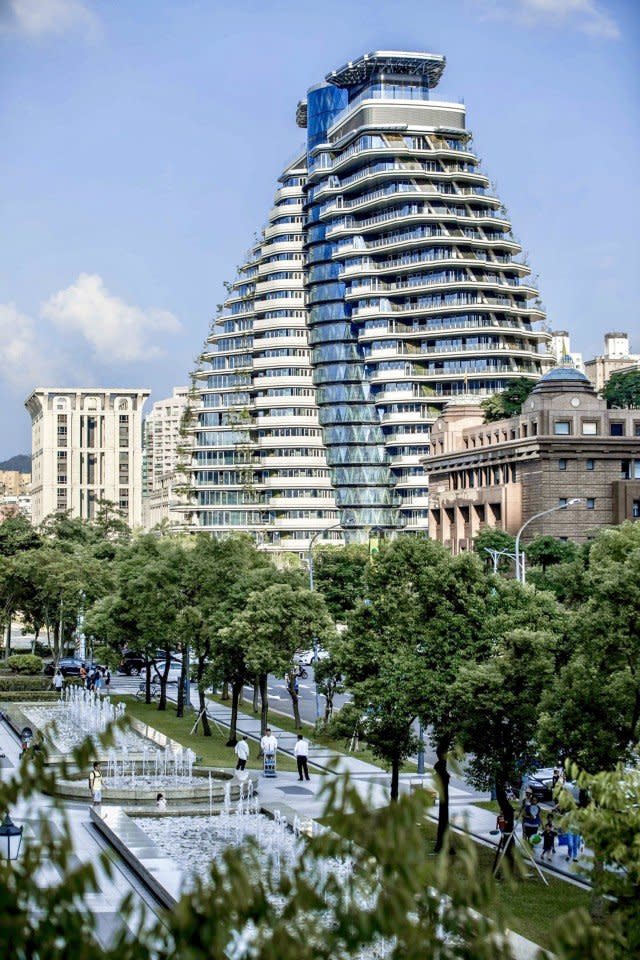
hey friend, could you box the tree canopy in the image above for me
[601,368,640,409]
[480,377,536,423]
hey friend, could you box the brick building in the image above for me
[424,367,640,551]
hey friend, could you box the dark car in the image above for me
[118,649,180,676]
[44,657,97,677]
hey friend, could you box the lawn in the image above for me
[113,696,298,773]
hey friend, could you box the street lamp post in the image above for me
[514,499,585,584]
[307,522,343,722]
[0,812,23,861]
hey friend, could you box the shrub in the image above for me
[92,645,121,669]
[6,654,44,675]
[0,675,50,692]
[0,690,60,702]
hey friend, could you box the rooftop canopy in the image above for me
[325,50,446,90]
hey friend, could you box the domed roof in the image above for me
[538,366,589,384]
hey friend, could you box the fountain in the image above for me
[14,686,253,807]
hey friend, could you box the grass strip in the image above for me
[113,696,298,773]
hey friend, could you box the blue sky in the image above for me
[0,0,638,459]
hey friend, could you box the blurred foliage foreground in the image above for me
[0,720,638,960]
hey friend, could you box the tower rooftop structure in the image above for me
[325,51,446,88]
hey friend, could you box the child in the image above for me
[156,793,167,810]
[540,822,556,861]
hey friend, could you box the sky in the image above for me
[0,0,638,459]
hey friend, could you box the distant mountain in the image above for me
[0,454,31,473]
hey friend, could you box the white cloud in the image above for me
[0,302,59,387]
[1,0,98,37]
[473,0,620,39]
[41,273,182,364]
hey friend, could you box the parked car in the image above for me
[293,647,330,667]
[44,658,99,677]
[118,650,180,676]
[511,767,560,803]
[152,661,183,685]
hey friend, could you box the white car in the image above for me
[294,648,330,667]
[152,661,183,684]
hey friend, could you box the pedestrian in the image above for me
[88,762,103,806]
[156,793,166,810]
[540,823,556,861]
[522,798,542,843]
[260,727,278,756]
[104,667,111,693]
[79,665,87,687]
[565,829,581,863]
[294,733,311,782]
[53,668,64,694]
[94,669,102,695]
[234,735,250,771]
[551,768,562,791]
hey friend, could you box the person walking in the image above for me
[234,736,250,771]
[94,669,103,695]
[104,667,111,693]
[53,669,64,695]
[88,762,103,806]
[522,797,542,843]
[565,829,581,863]
[294,733,311,782]
[79,664,87,688]
[540,823,556,861]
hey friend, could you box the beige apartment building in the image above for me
[25,387,150,528]
[425,367,640,551]
[142,387,191,531]
[0,469,30,497]
[584,332,639,391]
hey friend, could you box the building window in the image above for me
[621,461,631,480]
[558,459,567,471]
[554,421,570,435]
[119,414,129,447]
[610,422,624,437]
[634,422,640,437]
[633,500,640,519]
[582,421,598,435]
[559,498,568,507]
[586,498,595,510]
[586,459,595,471]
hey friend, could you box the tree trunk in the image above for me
[590,852,607,922]
[434,740,452,854]
[197,685,212,737]
[259,673,269,737]
[176,660,186,718]
[390,756,400,802]
[221,679,229,701]
[158,649,171,711]
[145,661,152,705]
[286,675,302,729]
[4,618,11,661]
[227,680,243,746]
[324,692,334,722]
[495,777,515,869]
[252,678,259,714]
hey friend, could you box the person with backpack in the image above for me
[88,762,103,806]
[522,795,542,843]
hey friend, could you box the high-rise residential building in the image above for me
[25,387,149,527]
[142,387,192,531]
[190,50,552,547]
[584,332,640,391]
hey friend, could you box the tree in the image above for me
[473,528,516,573]
[538,522,640,772]
[601,368,640,409]
[312,544,369,619]
[525,535,577,572]
[0,515,41,658]
[453,581,566,845]
[554,765,640,950]
[343,538,490,816]
[480,377,536,423]
[313,653,344,721]
[223,583,335,732]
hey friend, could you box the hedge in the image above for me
[6,654,44,675]
[0,691,60,702]
[0,675,51,692]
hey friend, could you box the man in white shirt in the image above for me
[260,728,278,755]
[294,733,310,781]
[234,735,250,771]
